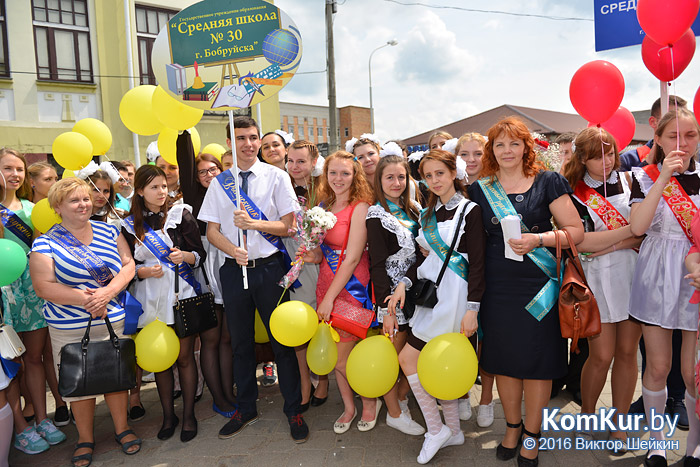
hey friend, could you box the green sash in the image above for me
[477,178,559,321]
[420,200,469,282]
[384,200,419,237]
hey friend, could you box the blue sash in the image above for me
[477,178,559,321]
[215,170,298,286]
[385,200,419,237]
[0,356,19,379]
[122,216,202,295]
[320,243,373,310]
[45,223,143,332]
[420,201,470,282]
[0,203,33,250]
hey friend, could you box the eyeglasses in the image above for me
[197,167,221,177]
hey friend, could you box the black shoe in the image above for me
[630,396,645,415]
[54,405,70,427]
[180,420,198,442]
[644,452,667,467]
[157,416,179,440]
[672,398,689,431]
[218,410,259,439]
[496,420,522,460]
[289,414,309,443]
[517,453,539,467]
[173,390,182,400]
[300,402,310,413]
[684,456,700,467]
[129,404,146,422]
[194,392,203,403]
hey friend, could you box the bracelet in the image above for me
[538,233,544,247]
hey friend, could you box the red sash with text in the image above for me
[574,181,629,231]
[643,164,697,243]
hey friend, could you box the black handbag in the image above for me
[172,264,218,338]
[408,203,467,308]
[58,316,136,397]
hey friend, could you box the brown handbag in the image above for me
[555,229,601,354]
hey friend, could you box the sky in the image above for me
[274,0,700,142]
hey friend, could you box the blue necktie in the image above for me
[240,171,251,236]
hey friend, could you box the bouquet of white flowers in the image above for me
[278,206,337,290]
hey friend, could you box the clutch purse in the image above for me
[58,316,136,397]
[0,323,25,359]
[408,204,467,308]
[172,264,218,338]
[330,305,375,339]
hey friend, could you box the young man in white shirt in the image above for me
[198,116,308,442]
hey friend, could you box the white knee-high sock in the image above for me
[407,374,443,435]
[0,402,13,467]
[642,385,667,458]
[685,391,700,458]
[438,399,460,434]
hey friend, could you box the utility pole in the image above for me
[326,0,338,151]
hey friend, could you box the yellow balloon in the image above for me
[62,170,75,179]
[30,198,62,234]
[346,335,399,398]
[72,118,112,155]
[269,300,317,347]
[417,332,478,400]
[254,309,270,344]
[134,319,180,373]
[52,132,93,170]
[152,85,204,131]
[201,143,227,160]
[119,85,164,136]
[306,322,338,375]
[157,127,201,166]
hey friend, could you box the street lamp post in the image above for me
[369,39,398,134]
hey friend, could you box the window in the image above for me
[288,124,294,135]
[0,1,8,77]
[33,0,93,82]
[344,128,349,137]
[299,126,304,138]
[318,127,323,137]
[309,127,314,140]
[136,5,177,85]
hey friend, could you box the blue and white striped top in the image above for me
[31,221,125,330]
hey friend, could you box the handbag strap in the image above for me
[435,201,468,287]
[337,203,358,270]
[555,229,590,286]
[174,263,211,298]
[80,315,118,349]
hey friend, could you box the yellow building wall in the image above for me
[0,0,281,165]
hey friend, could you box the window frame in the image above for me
[135,4,178,85]
[0,1,8,78]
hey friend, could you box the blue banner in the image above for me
[594,0,700,51]
[320,244,373,311]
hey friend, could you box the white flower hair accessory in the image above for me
[74,161,99,180]
[571,142,577,154]
[407,151,425,162]
[99,161,122,185]
[455,155,467,181]
[275,129,295,146]
[146,141,160,162]
[442,138,458,155]
[359,133,381,145]
[345,137,358,153]
[312,155,325,177]
[379,141,403,158]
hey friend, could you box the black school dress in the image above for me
[468,171,570,380]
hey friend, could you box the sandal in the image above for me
[114,429,141,455]
[518,427,541,467]
[71,442,95,467]
[496,420,523,460]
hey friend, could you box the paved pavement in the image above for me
[8,366,690,466]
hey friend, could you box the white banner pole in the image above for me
[228,109,248,289]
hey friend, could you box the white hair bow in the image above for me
[146,141,160,162]
[442,138,458,155]
[275,129,295,146]
[407,151,425,162]
[360,133,381,145]
[99,162,122,184]
[379,141,403,158]
[312,155,325,177]
[74,161,99,180]
[345,137,358,153]
[455,154,468,181]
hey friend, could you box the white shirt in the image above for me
[198,160,299,260]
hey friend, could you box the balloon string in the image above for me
[666,46,680,152]
[599,126,607,199]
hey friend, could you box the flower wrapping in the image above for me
[278,206,337,289]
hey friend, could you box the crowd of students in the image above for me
[0,101,699,467]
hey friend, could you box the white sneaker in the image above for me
[386,411,425,436]
[398,398,410,415]
[477,401,495,427]
[459,399,472,421]
[417,424,451,464]
[443,429,465,447]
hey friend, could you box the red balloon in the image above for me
[642,29,696,82]
[637,0,700,45]
[569,61,625,124]
[694,86,700,127]
[587,106,636,150]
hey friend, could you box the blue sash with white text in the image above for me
[477,178,559,321]
[0,203,33,250]
[420,202,470,283]
[122,216,202,295]
[45,223,143,332]
[320,244,373,310]
[215,171,297,283]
